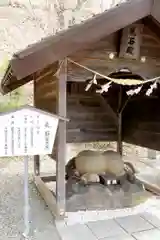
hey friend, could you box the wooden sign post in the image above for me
[0,105,68,239]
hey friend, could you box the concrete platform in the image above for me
[56,211,160,240]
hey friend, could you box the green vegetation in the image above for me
[0,55,9,74]
[0,88,25,112]
[0,55,25,112]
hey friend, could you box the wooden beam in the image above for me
[2,75,31,94]
[117,86,123,155]
[41,175,56,182]
[56,59,67,217]
[137,175,160,195]
[34,176,58,217]
[10,0,152,80]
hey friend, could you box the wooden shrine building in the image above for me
[1,0,160,218]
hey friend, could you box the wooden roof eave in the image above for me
[0,64,13,95]
[7,0,153,79]
[0,65,33,95]
[0,0,154,95]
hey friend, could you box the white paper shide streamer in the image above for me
[126,86,142,96]
[85,74,97,91]
[146,82,157,96]
[96,81,112,94]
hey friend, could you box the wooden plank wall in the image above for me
[34,64,58,113]
[35,73,118,144]
[68,19,160,83]
[66,82,117,143]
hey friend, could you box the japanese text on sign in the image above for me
[0,107,59,157]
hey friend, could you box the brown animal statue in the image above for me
[102,150,125,177]
[66,149,127,184]
[75,150,106,174]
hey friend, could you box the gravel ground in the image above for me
[0,157,61,240]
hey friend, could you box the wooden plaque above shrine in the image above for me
[119,23,143,60]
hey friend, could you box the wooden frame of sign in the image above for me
[33,60,67,219]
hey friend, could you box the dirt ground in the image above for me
[0,157,61,240]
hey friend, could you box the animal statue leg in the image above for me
[65,157,80,179]
[124,162,136,183]
[80,173,100,185]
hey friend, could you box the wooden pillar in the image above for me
[117,86,123,156]
[56,59,67,216]
[33,78,40,175]
[117,112,122,155]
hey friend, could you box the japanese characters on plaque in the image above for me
[119,24,142,60]
[0,107,59,157]
[44,121,50,151]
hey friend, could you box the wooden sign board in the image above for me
[0,105,69,239]
[119,24,143,60]
[0,105,67,157]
